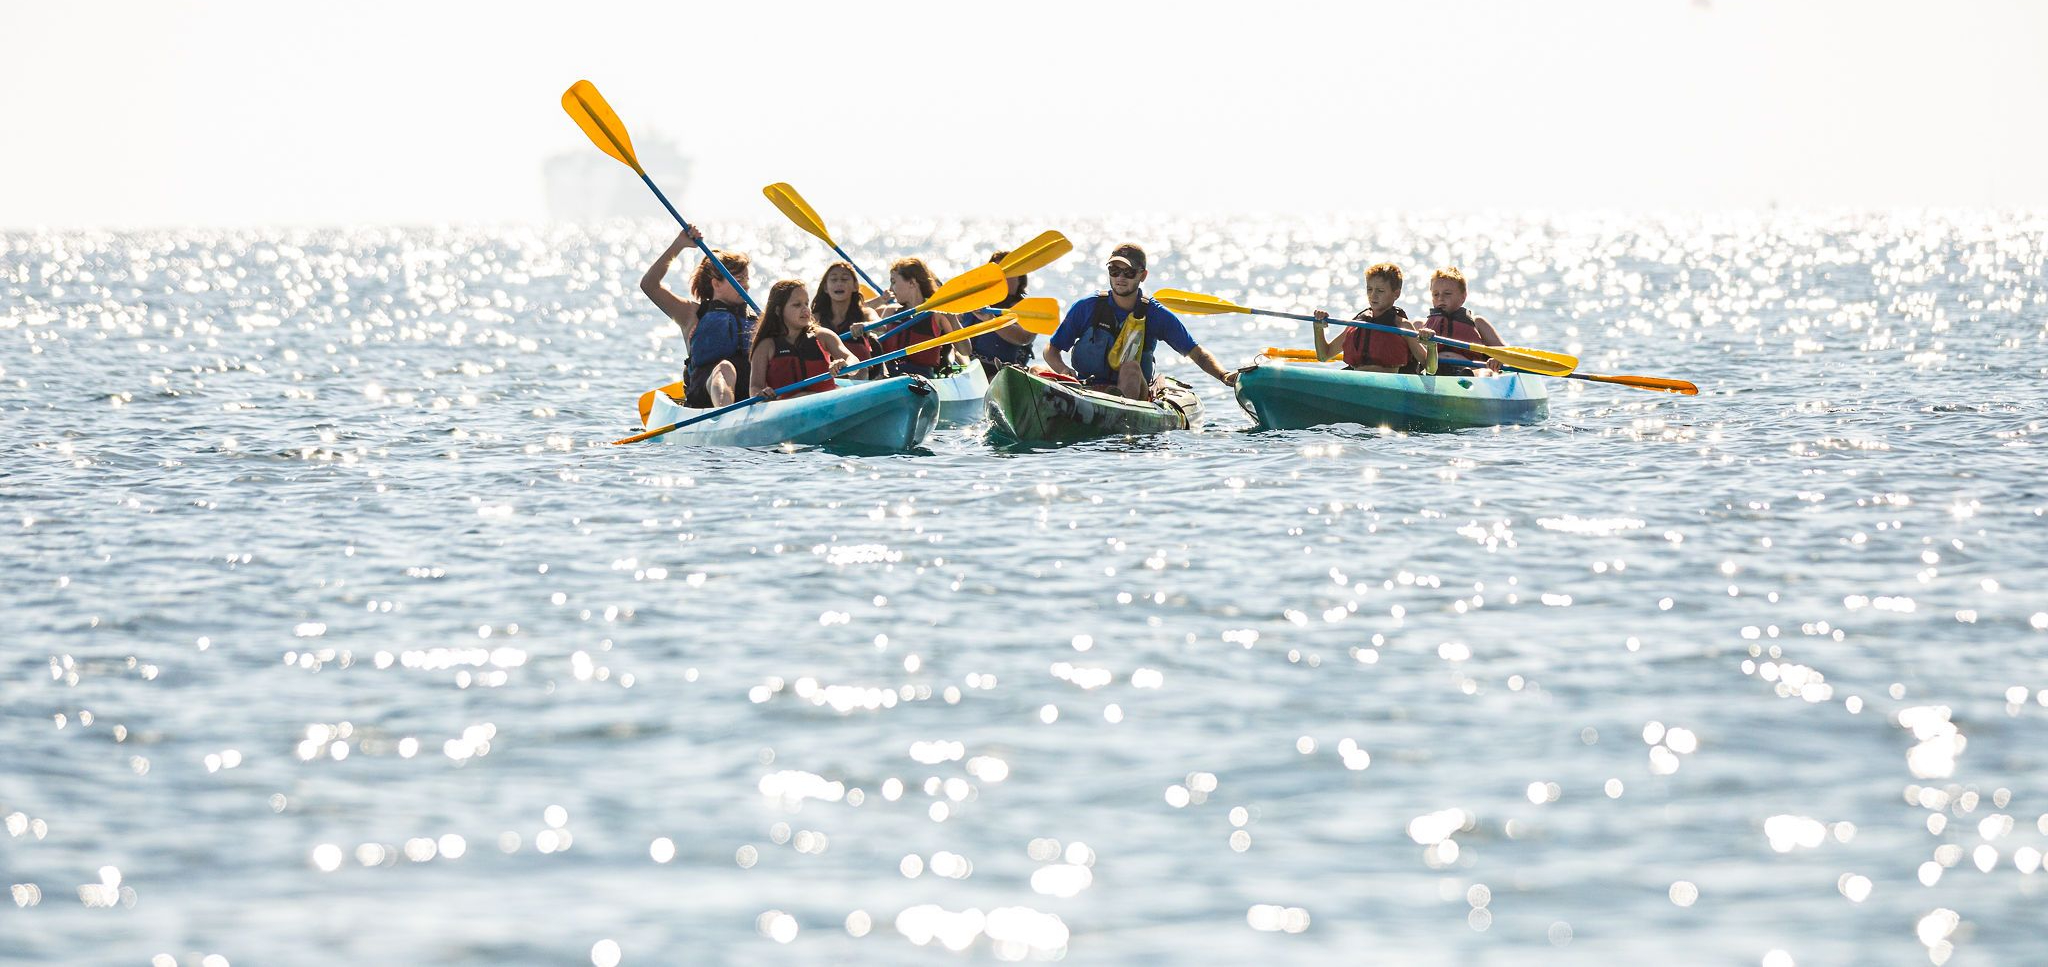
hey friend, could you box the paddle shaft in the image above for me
[619,313,1013,443]
[1436,357,1547,380]
[871,284,1023,344]
[825,242,889,302]
[561,83,756,313]
[1255,306,1501,357]
[873,300,1022,344]
[640,173,760,315]
[1438,357,1696,394]
[874,309,940,344]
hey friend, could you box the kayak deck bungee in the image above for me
[927,359,990,425]
[1235,359,1548,432]
[641,375,939,452]
[986,365,1200,446]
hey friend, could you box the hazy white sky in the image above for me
[4,0,2045,228]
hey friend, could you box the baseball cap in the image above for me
[1106,243,1147,272]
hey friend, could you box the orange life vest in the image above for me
[1426,307,1487,364]
[1340,307,1419,373]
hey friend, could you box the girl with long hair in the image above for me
[812,262,881,369]
[875,257,960,379]
[750,280,858,401]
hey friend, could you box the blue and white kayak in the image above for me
[1236,359,1548,432]
[641,375,939,452]
[927,361,989,425]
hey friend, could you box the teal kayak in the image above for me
[641,375,939,452]
[986,365,1200,446]
[1235,360,1548,432]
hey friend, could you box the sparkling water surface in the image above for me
[3,214,2047,966]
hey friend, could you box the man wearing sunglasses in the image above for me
[1045,243,1239,400]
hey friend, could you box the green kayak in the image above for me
[986,365,1201,446]
[1235,360,1548,432]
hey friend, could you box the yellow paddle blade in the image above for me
[1152,288,1250,316]
[916,262,1009,314]
[995,231,1072,277]
[1007,297,1061,335]
[763,182,833,245]
[561,80,641,173]
[1263,347,1319,360]
[859,283,880,303]
[1470,343,1578,377]
[894,309,1016,361]
[636,380,687,423]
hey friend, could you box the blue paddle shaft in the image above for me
[640,172,761,314]
[1439,357,1546,378]
[832,243,889,300]
[1259,306,1485,353]
[874,309,937,344]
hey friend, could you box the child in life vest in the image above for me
[876,258,960,378]
[812,262,880,371]
[750,280,857,401]
[1424,267,1506,374]
[640,227,756,407]
[1311,262,1436,374]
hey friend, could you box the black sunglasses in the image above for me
[1106,265,1139,279]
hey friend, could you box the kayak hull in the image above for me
[1235,361,1548,432]
[986,365,1200,446]
[928,361,989,425]
[642,375,939,452]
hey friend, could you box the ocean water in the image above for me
[3,213,2046,966]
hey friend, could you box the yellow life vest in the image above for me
[1107,301,1147,372]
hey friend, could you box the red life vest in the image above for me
[820,305,880,360]
[881,311,944,367]
[1339,307,1420,373]
[1426,308,1488,363]
[841,329,881,361]
[763,329,837,397]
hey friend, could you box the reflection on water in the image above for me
[3,214,2046,964]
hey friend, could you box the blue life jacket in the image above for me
[964,297,1034,367]
[685,298,756,396]
[1071,291,1159,385]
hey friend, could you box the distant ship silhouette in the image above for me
[544,134,691,222]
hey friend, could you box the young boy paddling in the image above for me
[641,227,755,407]
[1311,262,1436,374]
[1424,267,1506,374]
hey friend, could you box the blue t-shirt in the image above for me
[1049,295,1198,356]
